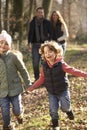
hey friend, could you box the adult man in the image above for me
[28,7,52,81]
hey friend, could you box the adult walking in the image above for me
[50,10,69,55]
[28,7,52,81]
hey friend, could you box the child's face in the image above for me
[44,46,56,63]
[0,40,10,52]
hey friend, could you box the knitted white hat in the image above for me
[0,30,12,48]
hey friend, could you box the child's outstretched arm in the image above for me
[62,61,87,78]
[27,67,45,91]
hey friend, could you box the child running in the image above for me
[28,41,87,130]
[0,30,31,130]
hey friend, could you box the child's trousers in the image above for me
[0,94,23,127]
[48,89,71,120]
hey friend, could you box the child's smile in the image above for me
[44,46,56,64]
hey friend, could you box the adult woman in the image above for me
[50,10,69,55]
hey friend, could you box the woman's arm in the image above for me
[57,23,69,41]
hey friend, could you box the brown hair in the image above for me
[36,7,44,12]
[51,10,67,29]
[39,41,63,60]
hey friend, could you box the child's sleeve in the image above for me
[62,61,87,78]
[28,67,45,91]
[13,53,31,87]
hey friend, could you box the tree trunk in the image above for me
[28,0,34,20]
[42,0,53,18]
[11,0,24,45]
[4,0,9,31]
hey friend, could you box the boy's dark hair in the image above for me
[36,7,44,11]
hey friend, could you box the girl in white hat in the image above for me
[0,30,31,130]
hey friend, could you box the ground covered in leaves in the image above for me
[0,42,87,130]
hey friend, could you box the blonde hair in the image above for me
[39,41,63,60]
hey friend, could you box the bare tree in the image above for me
[4,0,10,31]
[10,0,24,45]
[42,0,53,18]
[28,0,37,21]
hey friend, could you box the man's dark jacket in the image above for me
[28,17,52,44]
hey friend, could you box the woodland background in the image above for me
[0,0,87,48]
